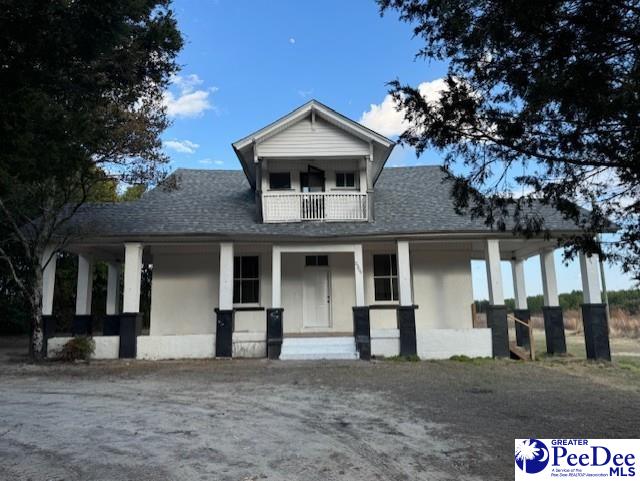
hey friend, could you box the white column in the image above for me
[271,246,281,308]
[219,242,234,311]
[41,245,57,316]
[359,158,367,193]
[106,262,121,315]
[396,241,412,306]
[75,254,93,315]
[511,259,527,310]
[123,242,143,313]
[580,252,602,304]
[540,249,559,306]
[484,239,504,305]
[354,244,365,306]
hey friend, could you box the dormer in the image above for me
[232,100,394,223]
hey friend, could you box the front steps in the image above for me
[279,336,358,360]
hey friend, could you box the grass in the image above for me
[448,355,493,363]
[383,354,421,362]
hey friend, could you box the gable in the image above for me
[256,115,370,158]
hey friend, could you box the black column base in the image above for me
[72,315,93,336]
[513,309,531,350]
[486,305,509,358]
[266,308,283,360]
[119,312,142,359]
[215,309,234,358]
[42,315,56,356]
[542,306,566,355]
[353,306,371,360]
[397,306,417,357]
[582,303,611,361]
[103,315,121,336]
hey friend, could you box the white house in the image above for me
[43,100,612,361]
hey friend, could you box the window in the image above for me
[233,256,260,304]
[269,172,291,190]
[373,254,398,301]
[336,172,356,188]
[305,255,329,266]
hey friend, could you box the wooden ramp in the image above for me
[506,314,536,361]
[509,341,530,360]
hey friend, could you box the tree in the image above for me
[378,0,640,279]
[0,0,183,360]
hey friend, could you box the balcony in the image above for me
[262,192,368,223]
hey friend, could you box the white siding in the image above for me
[257,116,369,158]
[412,249,474,329]
[149,249,219,336]
[364,244,475,332]
[147,243,474,340]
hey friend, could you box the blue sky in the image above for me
[161,0,636,298]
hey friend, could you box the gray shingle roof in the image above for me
[69,166,585,239]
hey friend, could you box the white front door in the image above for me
[303,267,331,328]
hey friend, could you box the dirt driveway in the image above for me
[1,347,639,481]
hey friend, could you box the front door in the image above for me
[303,266,331,329]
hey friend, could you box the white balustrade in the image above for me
[262,192,368,222]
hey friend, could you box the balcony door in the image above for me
[300,165,325,192]
[300,166,325,219]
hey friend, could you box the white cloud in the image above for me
[164,139,199,154]
[359,78,447,137]
[170,73,203,94]
[198,158,224,165]
[298,88,313,98]
[163,74,217,118]
[289,37,296,44]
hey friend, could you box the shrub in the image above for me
[58,336,95,362]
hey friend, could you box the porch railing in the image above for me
[262,192,368,222]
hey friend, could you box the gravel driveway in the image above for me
[1,352,639,481]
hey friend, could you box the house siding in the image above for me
[257,116,369,158]
[147,243,475,351]
[149,248,219,336]
[412,249,474,329]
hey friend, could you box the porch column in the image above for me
[41,245,57,353]
[511,258,531,350]
[579,252,610,360]
[540,248,566,355]
[484,239,509,357]
[267,246,283,359]
[120,242,143,358]
[73,254,93,336]
[396,240,417,356]
[216,242,234,357]
[352,244,370,360]
[104,262,121,335]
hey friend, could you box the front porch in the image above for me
[41,237,610,362]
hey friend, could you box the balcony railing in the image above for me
[262,192,368,223]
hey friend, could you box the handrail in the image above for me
[507,313,535,361]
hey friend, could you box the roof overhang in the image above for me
[232,99,395,189]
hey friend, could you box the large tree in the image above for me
[378,0,640,278]
[0,0,182,359]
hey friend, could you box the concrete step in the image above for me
[280,336,358,360]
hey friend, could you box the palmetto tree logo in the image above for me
[515,439,550,474]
